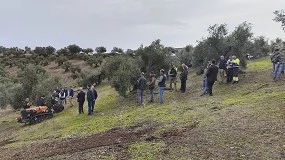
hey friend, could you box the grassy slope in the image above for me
[1,57,285,159]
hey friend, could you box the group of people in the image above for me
[76,85,98,115]
[136,63,189,105]
[51,86,75,107]
[270,46,285,81]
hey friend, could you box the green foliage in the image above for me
[67,44,82,58]
[77,71,102,87]
[56,56,68,66]
[62,61,72,72]
[31,77,62,107]
[82,48,94,54]
[248,36,270,58]
[136,39,172,75]
[273,10,285,31]
[70,65,81,74]
[57,48,70,57]
[112,47,124,54]
[177,45,194,66]
[95,46,107,54]
[102,55,140,97]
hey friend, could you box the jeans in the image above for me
[273,63,275,73]
[137,89,144,105]
[88,100,94,115]
[149,88,154,101]
[207,80,215,95]
[159,87,165,103]
[202,77,208,93]
[274,63,283,79]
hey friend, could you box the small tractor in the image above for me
[17,99,64,125]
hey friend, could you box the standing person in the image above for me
[180,64,188,93]
[219,56,227,83]
[147,71,156,103]
[23,98,31,109]
[63,86,69,104]
[168,64,178,91]
[226,56,234,83]
[232,55,240,84]
[92,86,98,113]
[201,63,211,96]
[69,86,74,107]
[206,60,219,96]
[137,72,147,105]
[37,95,46,106]
[86,85,95,116]
[77,87,86,114]
[272,47,285,81]
[59,89,66,105]
[158,69,167,104]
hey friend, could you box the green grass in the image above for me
[1,56,285,159]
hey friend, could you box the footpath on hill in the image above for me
[1,58,285,159]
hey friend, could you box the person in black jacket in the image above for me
[77,88,86,114]
[92,85,98,113]
[206,59,219,96]
[219,56,227,83]
[180,64,188,93]
[86,85,95,115]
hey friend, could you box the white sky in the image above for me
[0,0,284,51]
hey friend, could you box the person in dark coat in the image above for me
[86,85,95,115]
[180,64,188,93]
[77,88,86,114]
[137,72,147,105]
[37,95,46,106]
[206,59,219,96]
[91,85,98,113]
[69,86,74,107]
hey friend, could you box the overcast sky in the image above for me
[0,0,284,51]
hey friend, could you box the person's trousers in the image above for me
[180,80,186,93]
[149,88,154,101]
[207,80,215,95]
[227,68,233,83]
[92,101,95,113]
[88,100,94,115]
[233,67,239,82]
[274,63,283,79]
[273,63,275,73]
[78,101,84,114]
[69,97,73,107]
[137,89,144,105]
[159,87,165,103]
[170,77,177,90]
[202,77,208,93]
[219,69,226,82]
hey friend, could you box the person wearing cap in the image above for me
[137,72,147,105]
[272,47,285,81]
[158,69,167,104]
[147,71,157,103]
[180,64,188,93]
[206,59,219,96]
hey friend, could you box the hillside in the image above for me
[1,57,285,159]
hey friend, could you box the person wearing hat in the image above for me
[158,69,167,104]
[137,72,147,105]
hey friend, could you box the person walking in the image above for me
[147,71,156,103]
[137,72,147,105]
[92,86,98,113]
[218,55,227,83]
[232,55,240,84]
[180,64,188,93]
[158,69,166,104]
[206,59,219,96]
[77,88,86,114]
[226,56,234,83]
[168,64,178,91]
[69,86,74,107]
[87,85,95,116]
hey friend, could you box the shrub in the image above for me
[56,56,68,66]
[62,61,72,72]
